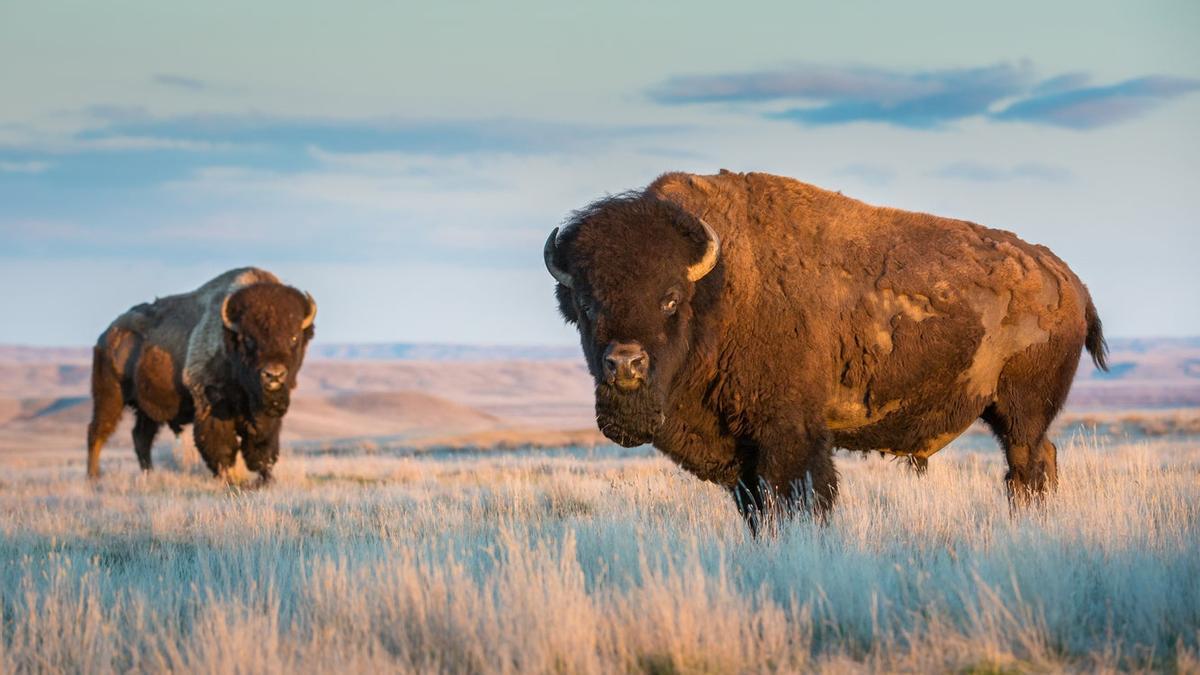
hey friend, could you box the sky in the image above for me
[1,1,1198,346]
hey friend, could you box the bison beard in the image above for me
[594,383,664,447]
[260,388,290,418]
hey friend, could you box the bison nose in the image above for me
[603,342,649,390]
[260,364,288,391]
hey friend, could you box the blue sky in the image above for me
[1,1,1198,345]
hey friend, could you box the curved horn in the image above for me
[301,292,317,330]
[543,227,574,288]
[220,295,238,333]
[686,219,721,282]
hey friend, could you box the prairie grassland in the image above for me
[1,436,1198,673]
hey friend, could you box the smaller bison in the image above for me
[87,267,316,483]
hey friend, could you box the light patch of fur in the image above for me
[873,429,959,459]
[106,326,137,376]
[824,289,940,430]
[863,289,940,356]
[825,398,902,431]
[134,345,179,421]
[874,329,893,353]
[962,286,1050,397]
[868,288,939,323]
[911,429,963,459]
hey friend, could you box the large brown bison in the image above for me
[544,170,1107,529]
[87,267,316,483]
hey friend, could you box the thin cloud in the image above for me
[79,110,683,156]
[649,63,956,105]
[934,161,1072,183]
[152,74,210,92]
[1030,72,1091,95]
[649,63,1199,130]
[834,163,896,186]
[993,76,1200,129]
[651,62,1033,129]
[1,110,685,190]
[0,160,51,174]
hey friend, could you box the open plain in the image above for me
[1,340,1198,673]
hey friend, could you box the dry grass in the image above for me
[1,435,1198,673]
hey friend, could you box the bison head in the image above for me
[221,283,317,417]
[544,195,720,447]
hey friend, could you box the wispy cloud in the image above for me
[0,160,51,174]
[152,74,210,92]
[649,62,1199,130]
[76,109,681,156]
[0,110,684,191]
[650,63,963,106]
[834,163,896,186]
[933,161,1072,183]
[992,76,1200,130]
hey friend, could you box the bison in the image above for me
[544,170,1107,529]
[86,267,316,483]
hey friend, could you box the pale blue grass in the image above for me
[0,437,1197,673]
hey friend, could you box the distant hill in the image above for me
[3,337,1195,364]
[0,338,1196,452]
[1,336,1197,462]
[0,342,580,363]
[308,342,579,361]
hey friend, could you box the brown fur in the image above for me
[548,170,1107,530]
[87,268,316,482]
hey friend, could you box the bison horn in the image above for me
[301,292,317,330]
[686,219,721,282]
[220,295,238,333]
[543,227,574,289]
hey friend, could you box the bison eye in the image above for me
[661,293,679,315]
[242,336,256,352]
[290,335,299,346]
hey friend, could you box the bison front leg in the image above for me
[132,411,161,472]
[193,415,238,479]
[740,417,839,531]
[240,416,282,485]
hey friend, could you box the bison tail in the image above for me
[1084,292,1108,372]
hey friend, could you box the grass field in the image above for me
[1,435,1198,673]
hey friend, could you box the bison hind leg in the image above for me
[982,402,1058,505]
[982,338,1078,505]
[87,345,126,480]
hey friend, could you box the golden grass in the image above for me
[1,435,1197,673]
